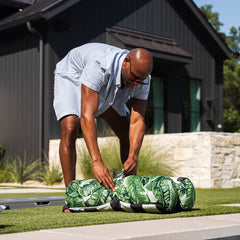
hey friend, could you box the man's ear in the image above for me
[123,56,130,68]
[125,56,130,62]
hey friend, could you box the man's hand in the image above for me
[93,160,115,191]
[123,157,137,176]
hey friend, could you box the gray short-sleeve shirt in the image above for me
[53,43,151,120]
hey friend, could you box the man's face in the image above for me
[121,57,149,88]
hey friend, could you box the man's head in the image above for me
[121,48,153,88]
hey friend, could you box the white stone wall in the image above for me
[211,133,240,188]
[49,132,240,188]
[142,133,212,188]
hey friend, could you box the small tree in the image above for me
[200,5,240,133]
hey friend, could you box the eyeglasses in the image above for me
[129,58,149,85]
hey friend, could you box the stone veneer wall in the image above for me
[49,132,240,188]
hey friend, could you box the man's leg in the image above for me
[59,115,80,187]
[99,107,130,164]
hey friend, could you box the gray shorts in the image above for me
[53,72,81,121]
[53,72,130,121]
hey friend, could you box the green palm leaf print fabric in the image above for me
[171,177,196,211]
[65,173,195,213]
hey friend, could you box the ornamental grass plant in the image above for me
[0,164,12,183]
[39,153,63,186]
[1,152,40,184]
[77,137,176,179]
[77,140,122,179]
[0,151,63,185]
[137,140,176,176]
[40,164,63,186]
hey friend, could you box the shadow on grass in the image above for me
[186,208,201,211]
[170,207,201,214]
[0,225,14,229]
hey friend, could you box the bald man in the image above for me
[54,43,153,194]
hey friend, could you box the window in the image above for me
[145,76,164,134]
[182,79,201,132]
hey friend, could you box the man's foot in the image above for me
[63,204,71,213]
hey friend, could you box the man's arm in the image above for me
[80,84,115,191]
[123,98,147,175]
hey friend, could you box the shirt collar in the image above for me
[115,51,128,87]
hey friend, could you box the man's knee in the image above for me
[60,115,79,145]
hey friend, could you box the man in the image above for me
[54,43,153,193]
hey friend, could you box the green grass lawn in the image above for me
[0,188,240,234]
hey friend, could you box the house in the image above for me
[0,0,233,160]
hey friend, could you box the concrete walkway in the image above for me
[1,213,240,240]
[0,187,65,193]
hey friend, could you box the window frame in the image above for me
[182,78,202,132]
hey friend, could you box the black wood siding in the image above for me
[0,28,40,159]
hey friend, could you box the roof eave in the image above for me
[43,0,82,20]
[1,0,34,8]
[0,13,44,32]
[0,0,83,32]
